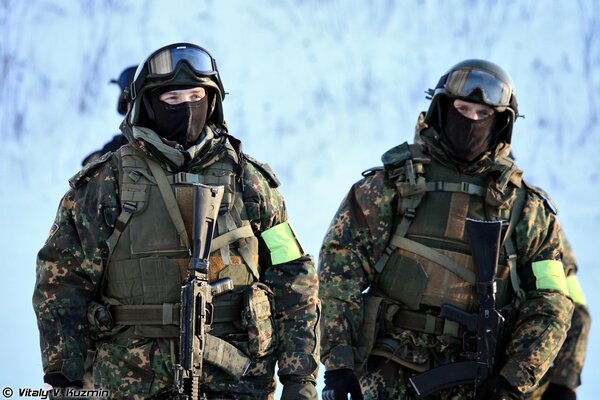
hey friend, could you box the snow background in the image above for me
[1,0,599,397]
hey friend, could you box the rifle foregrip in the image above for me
[409,361,477,397]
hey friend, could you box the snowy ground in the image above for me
[1,0,598,398]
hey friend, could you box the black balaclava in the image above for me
[148,86,209,148]
[439,99,498,163]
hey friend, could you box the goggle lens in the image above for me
[147,45,214,76]
[445,69,511,108]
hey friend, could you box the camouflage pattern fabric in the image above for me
[318,125,574,398]
[359,355,479,400]
[33,132,319,399]
[527,231,591,399]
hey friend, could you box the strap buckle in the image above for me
[173,172,200,184]
[122,200,137,213]
[460,181,470,193]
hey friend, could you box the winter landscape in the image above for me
[1,0,598,398]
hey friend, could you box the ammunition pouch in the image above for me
[241,282,277,358]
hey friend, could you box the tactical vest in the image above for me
[369,142,526,338]
[103,145,260,340]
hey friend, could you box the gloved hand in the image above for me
[542,383,576,400]
[476,375,521,400]
[43,373,83,389]
[322,368,364,400]
[279,375,317,400]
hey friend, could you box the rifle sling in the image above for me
[212,224,254,251]
[146,158,191,250]
[389,236,476,284]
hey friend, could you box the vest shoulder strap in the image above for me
[502,184,528,301]
[106,147,150,260]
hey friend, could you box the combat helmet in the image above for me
[110,65,137,116]
[129,42,226,127]
[424,59,519,144]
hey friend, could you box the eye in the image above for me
[478,110,494,119]
[160,94,180,104]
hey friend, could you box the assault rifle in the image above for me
[409,218,505,397]
[173,184,234,400]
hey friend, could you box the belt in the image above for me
[391,309,461,337]
[112,301,244,326]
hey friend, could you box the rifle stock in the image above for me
[409,219,505,397]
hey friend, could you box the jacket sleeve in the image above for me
[32,158,119,382]
[242,162,319,381]
[548,230,591,389]
[318,171,397,370]
[500,191,575,393]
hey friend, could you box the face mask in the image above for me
[439,102,497,162]
[149,94,208,148]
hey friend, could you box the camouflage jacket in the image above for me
[33,126,319,397]
[319,126,574,393]
[543,229,591,390]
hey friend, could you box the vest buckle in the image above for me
[122,201,137,213]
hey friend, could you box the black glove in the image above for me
[476,375,521,400]
[43,373,83,389]
[322,369,364,400]
[542,383,576,400]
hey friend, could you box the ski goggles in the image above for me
[442,68,512,108]
[131,43,221,99]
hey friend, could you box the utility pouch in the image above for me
[355,294,384,372]
[241,282,277,358]
[378,251,428,310]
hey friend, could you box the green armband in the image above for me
[261,221,304,265]
[532,260,568,295]
[566,274,586,305]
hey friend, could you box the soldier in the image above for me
[504,154,591,400]
[81,65,136,166]
[319,59,574,399]
[530,230,591,400]
[33,42,319,399]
